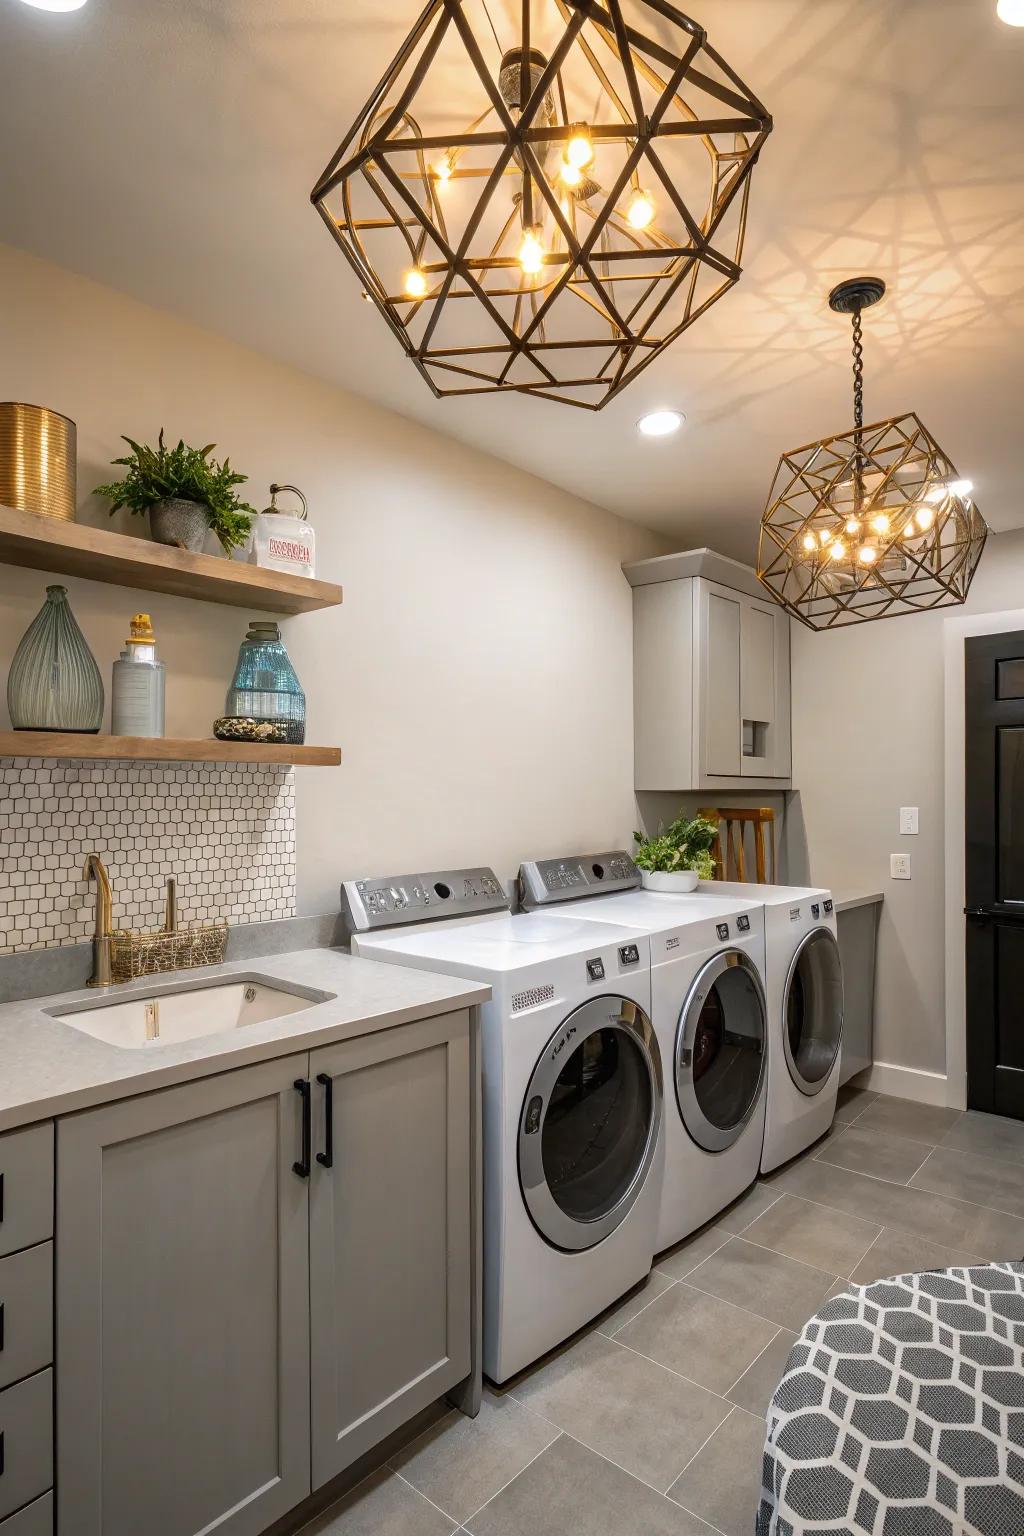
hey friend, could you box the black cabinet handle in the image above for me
[316,1073,334,1168]
[293,1079,311,1178]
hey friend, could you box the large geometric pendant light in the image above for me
[757,278,988,630]
[311,1,772,410]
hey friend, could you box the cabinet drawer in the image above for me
[0,1492,51,1536]
[0,1129,53,1260]
[0,1247,52,1392]
[0,1371,52,1522]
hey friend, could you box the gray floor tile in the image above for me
[715,1182,784,1234]
[615,1281,778,1395]
[686,1236,836,1332]
[852,1095,963,1147]
[847,1226,984,1286]
[833,1085,879,1124]
[727,1328,797,1418]
[465,1434,718,1536]
[509,1330,730,1493]
[741,1193,880,1275]
[668,1407,767,1536]
[656,1223,733,1281]
[815,1124,932,1184]
[773,1154,1024,1258]
[389,1389,558,1525]
[305,1468,457,1536]
[595,1268,676,1337]
[941,1109,1024,1166]
[910,1143,1024,1221]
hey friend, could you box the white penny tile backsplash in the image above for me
[0,758,296,954]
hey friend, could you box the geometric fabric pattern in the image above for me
[758,1264,1024,1535]
[311,1,772,409]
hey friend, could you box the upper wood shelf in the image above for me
[0,504,342,615]
[0,732,341,767]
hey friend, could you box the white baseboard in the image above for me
[851,1061,950,1107]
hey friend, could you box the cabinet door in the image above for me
[309,1012,472,1488]
[702,588,742,776]
[57,1057,311,1536]
[740,600,775,777]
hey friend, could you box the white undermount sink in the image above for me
[50,978,327,1050]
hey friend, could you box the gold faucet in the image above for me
[83,853,113,987]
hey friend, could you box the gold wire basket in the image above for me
[108,920,229,984]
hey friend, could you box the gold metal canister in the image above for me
[0,402,77,521]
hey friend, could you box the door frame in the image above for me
[942,608,1024,1109]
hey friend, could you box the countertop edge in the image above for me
[833,891,885,913]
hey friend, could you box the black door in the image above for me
[965,632,1024,1119]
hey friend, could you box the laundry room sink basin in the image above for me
[50,977,330,1049]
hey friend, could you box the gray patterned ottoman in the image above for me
[757,1264,1024,1535]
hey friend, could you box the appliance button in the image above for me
[618,943,640,967]
[716,923,730,941]
[586,957,606,982]
[823,898,834,914]
[737,914,751,933]
[524,1096,543,1135]
[811,902,821,919]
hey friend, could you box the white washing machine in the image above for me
[342,868,665,1384]
[519,853,769,1253]
[707,882,844,1172]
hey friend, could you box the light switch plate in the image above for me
[890,853,912,880]
[899,807,919,835]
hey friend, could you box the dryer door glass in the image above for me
[784,928,844,1095]
[676,951,767,1153]
[518,996,663,1252]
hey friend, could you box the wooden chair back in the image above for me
[700,807,777,885]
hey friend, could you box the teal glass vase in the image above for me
[224,620,306,744]
[7,585,104,733]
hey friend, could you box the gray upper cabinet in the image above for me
[309,1010,472,1488]
[628,553,792,791]
[57,1056,312,1536]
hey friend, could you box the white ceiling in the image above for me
[2,0,1023,560]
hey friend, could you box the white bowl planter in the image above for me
[640,869,699,893]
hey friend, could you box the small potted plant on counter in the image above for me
[633,813,719,892]
[95,430,255,553]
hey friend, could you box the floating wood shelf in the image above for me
[0,732,341,767]
[0,504,342,615]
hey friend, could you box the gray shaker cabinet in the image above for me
[56,1055,312,1536]
[309,1011,472,1487]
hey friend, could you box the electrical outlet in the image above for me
[890,853,912,880]
[899,807,920,835]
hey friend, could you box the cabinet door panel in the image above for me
[58,1058,310,1536]
[704,591,742,776]
[740,602,775,776]
[310,1013,472,1487]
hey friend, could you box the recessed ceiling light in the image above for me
[17,0,88,10]
[997,0,1024,24]
[637,410,685,438]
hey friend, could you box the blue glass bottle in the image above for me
[223,621,305,743]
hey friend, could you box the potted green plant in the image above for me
[95,431,255,554]
[633,813,719,893]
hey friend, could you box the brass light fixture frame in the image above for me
[757,277,988,630]
[311,0,772,410]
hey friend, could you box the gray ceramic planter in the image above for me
[148,497,210,552]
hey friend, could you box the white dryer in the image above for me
[707,882,844,1172]
[342,869,664,1384]
[519,854,768,1254]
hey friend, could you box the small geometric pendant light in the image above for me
[757,277,988,630]
[311,0,772,410]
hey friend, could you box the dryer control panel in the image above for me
[341,867,509,932]
[519,851,640,908]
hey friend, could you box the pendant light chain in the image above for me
[851,307,864,431]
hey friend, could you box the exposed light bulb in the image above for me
[857,544,878,565]
[818,528,833,546]
[17,0,88,9]
[997,0,1024,24]
[404,267,428,299]
[565,126,594,170]
[559,159,583,187]
[626,190,655,230]
[636,409,684,437]
[828,539,846,561]
[844,516,861,536]
[801,533,817,553]
[869,512,891,537]
[518,228,545,277]
[950,478,974,498]
[915,505,935,532]
[432,155,453,185]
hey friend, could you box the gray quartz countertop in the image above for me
[833,890,885,913]
[0,949,489,1134]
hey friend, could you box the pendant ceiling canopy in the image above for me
[311,0,772,410]
[757,278,988,631]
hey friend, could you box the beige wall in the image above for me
[0,244,669,917]
[790,528,1024,1082]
